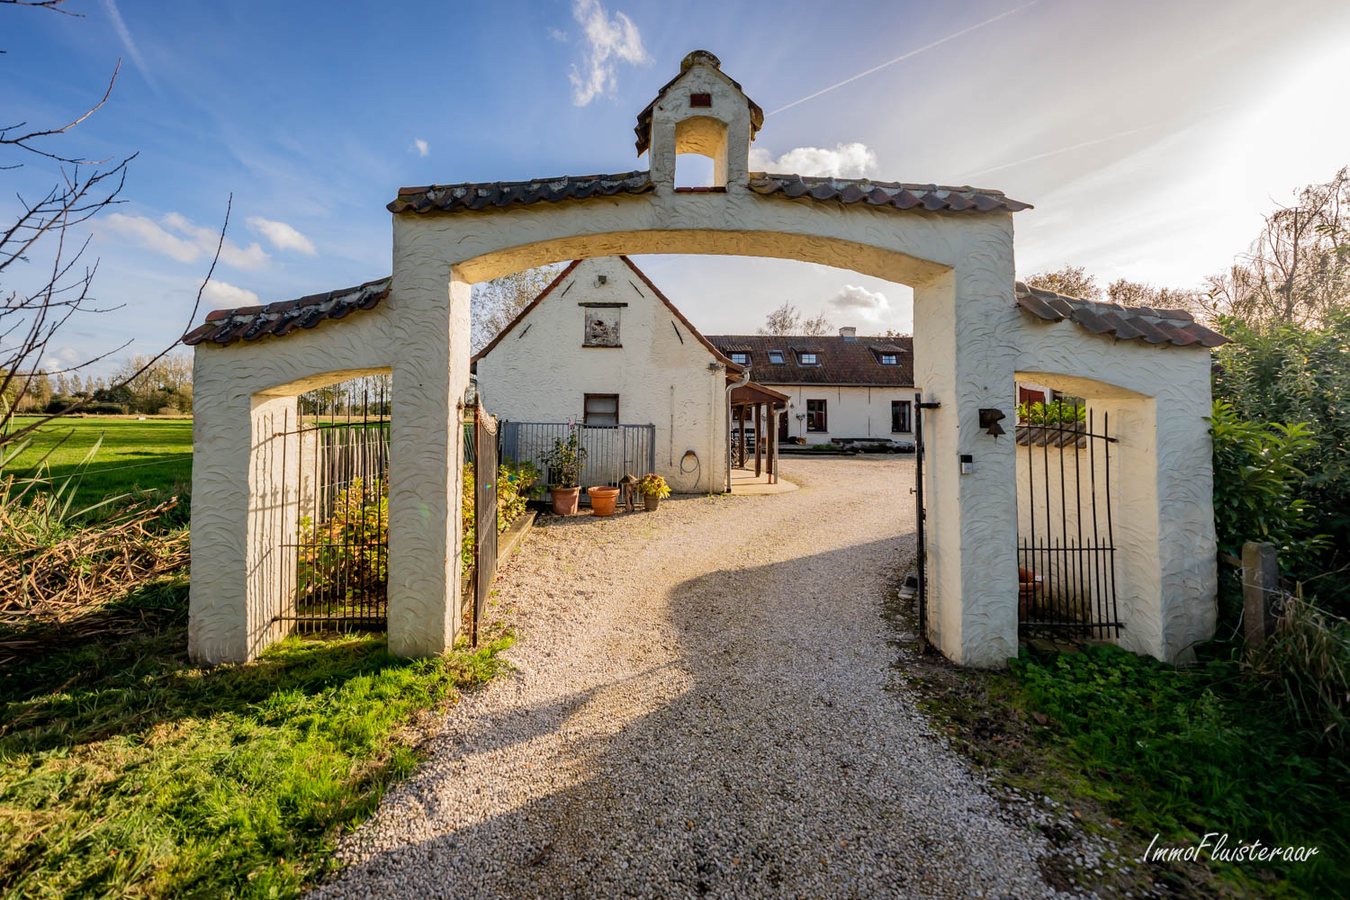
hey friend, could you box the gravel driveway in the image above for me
[312,457,1070,899]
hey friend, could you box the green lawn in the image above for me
[0,582,514,899]
[3,416,192,508]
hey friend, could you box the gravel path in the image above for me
[312,458,1072,899]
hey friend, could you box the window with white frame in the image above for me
[729,351,749,365]
[798,352,818,366]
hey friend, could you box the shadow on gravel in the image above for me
[310,534,1059,900]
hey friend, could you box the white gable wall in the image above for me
[475,257,728,493]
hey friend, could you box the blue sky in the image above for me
[7,0,1350,373]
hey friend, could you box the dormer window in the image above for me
[879,354,897,365]
[729,352,749,365]
[799,352,818,366]
[767,350,784,364]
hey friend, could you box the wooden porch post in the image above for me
[737,405,747,468]
[754,403,763,477]
[767,404,778,483]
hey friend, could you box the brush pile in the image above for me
[0,492,188,630]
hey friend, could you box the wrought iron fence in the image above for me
[1016,405,1121,638]
[500,422,654,498]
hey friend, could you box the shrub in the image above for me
[1016,399,1085,425]
[296,478,388,601]
[1209,400,1326,569]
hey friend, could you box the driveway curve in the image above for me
[311,457,1068,899]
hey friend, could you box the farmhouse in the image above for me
[707,329,916,449]
[473,255,768,494]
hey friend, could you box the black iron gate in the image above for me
[1016,404,1120,638]
[278,377,390,632]
[469,404,499,645]
[912,392,939,651]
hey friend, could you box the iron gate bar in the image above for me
[274,378,391,632]
[1016,402,1121,637]
[471,404,499,646]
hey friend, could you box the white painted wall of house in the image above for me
[474,257,728,494]
[757,384,917,445]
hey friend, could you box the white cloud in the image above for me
[201,280,260,310]
[411,138,429,158]
[827,284,892,323]
[568,0,649,107]
[101,0,157,91]
[42,346,83,371]
[747,142,878,178]
[548,27,569,42]
[102,213,199,263]
[103,212,270,270]
[247,216,317,255]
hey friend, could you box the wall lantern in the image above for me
[978,408,1007,437]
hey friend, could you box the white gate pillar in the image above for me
[913,229,1021,667]
[385,225,472,656]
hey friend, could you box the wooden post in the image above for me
[737,405,747,469]
[1242,541,1280,646]
[754,403,763,477]
[767,404,777,484]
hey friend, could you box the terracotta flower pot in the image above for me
[587,486,620,517]
[643,494,661,512]
[550,486,581,516]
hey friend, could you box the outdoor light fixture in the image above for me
[978,408,1007,437]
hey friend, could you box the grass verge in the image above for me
[903,637,1349,899]
[0,584,514,899]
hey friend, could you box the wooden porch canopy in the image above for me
[729,380,788,483]
[730,381,788,407]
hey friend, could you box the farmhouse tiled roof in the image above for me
[705,334,915,387]
[388,173,1029,216]
[1015,282,1227,348]
[182,277,390,347]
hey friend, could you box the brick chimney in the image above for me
[839,326,857,341]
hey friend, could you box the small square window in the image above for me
[799,352,818,365]
[767,350,785,364]
[879,354,897,365]
[729,352,749,365]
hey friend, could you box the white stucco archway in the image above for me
[187,50,1221,669]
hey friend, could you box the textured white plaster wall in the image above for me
[475,257,727,493]
[764,384,917,444]
[1015,319,1218,662]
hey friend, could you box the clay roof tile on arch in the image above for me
[182,277,391,347]
[1014,281,1228,349]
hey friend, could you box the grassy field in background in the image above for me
[3,416,192,507]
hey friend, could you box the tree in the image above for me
[1105,278,1207,316]
[1024,265,1103,300]
[0,2,221,448]
[470,264,566,352]
[758,301,833,336]
[1206,167,1350,328]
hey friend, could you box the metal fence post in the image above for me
[1242,541,1280,646]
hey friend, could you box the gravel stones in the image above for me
[310,458,1077,900]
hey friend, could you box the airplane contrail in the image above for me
[768,0,1042,116]
[959,126,1151,180]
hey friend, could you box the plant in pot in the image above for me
[636,473,671,511]
[541,428,587,515]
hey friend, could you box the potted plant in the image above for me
[636,473,670,511]
[541,427,587,515]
